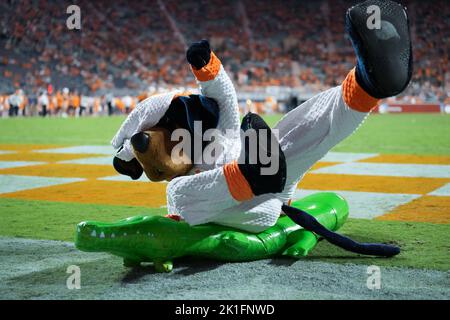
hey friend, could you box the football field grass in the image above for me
[0,114,449,155]
[0,113,449,299]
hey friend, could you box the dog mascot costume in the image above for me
[109,0,412,258]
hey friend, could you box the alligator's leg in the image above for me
[187,230,273,261]
[282,229,318,258]
[154,260,173,273]
[282,192,349,257]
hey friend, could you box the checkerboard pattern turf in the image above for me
[1,145,449,223]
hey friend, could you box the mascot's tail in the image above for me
[281,204,400,257]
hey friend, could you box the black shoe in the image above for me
[346,0,413,98]
[238,113,286,196]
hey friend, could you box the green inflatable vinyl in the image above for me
[75,192,348,272]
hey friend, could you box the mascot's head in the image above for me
[113,94,219,182]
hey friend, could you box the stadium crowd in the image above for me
[0,0,448,117]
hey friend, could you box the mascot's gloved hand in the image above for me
[238,113,287,195]
[186,40,211,70]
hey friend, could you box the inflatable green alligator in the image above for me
[75,192,348,272]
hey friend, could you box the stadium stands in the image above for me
[0,0,448,116]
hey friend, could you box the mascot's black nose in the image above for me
[131,132,150,153]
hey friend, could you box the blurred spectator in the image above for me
[0,0,447,115]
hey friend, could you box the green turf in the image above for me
[0,114,449,155]
[0,198,165,242]
[0,116,126,145]
[309,219,450,271]
[333,114,450,155]
[0,197,448,271]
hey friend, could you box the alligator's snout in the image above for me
[75,215,168,254]
[75,221,104,251]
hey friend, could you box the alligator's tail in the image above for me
[282,204,400,257]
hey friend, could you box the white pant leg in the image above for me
[214,86,371,232]
[275,85,370,194]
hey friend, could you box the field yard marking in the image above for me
[0,163,117,179]
[377,196,450,224]
[294,189,421,219]
[0,151,16,155]
[312,162,450,178]
[298,173,450,195]
[0,152,106,163]
[58,156,112,165]
[320,152,379,162]
[98,175,169,183]
[0,180,167,207]
[0,144,64,151]
[359,154,450,165]
[0,175,85,194]
[428,183,450,196]
[0,160,46,169]
[309,162,341,170]
[99,175,151,182]
[35,145,114,155]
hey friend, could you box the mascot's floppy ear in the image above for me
[157,94,219,136]
[113,154,143,180]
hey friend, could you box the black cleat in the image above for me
[346,0,413,98]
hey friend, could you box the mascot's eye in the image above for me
[156,169,164,175]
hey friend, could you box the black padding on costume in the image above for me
[238,112,287,196]
[156,94,219,160]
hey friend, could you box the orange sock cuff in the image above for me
[223,160,254,202]
[191,52,221,82]
[342,68,380,112]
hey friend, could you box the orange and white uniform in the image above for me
[113,53,379,233]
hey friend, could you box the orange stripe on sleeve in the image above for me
[342,68,380,112]
[191,52,221,82]
[223,160,254,202]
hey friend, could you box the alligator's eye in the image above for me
[156,169,164,176]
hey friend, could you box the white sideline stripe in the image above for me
[0,175,84,194]
[35,145,114,155]
[0,160,45,169]
[58,156,112,165]
[428,183,450,196]
[320,152,378,163]
[99,175,167,184]
[293,189,421,219]
[312,162,450,178]
[0,150,16,155]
